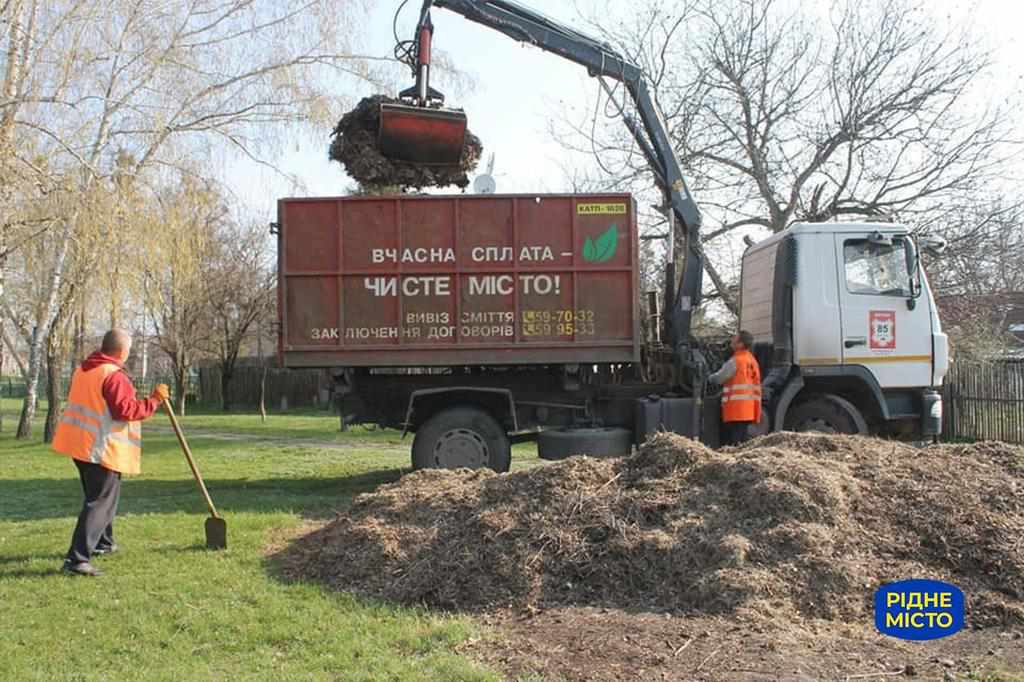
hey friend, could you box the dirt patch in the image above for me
[277,432,1024,630]
[329,95,483,190]
[464,608,1024,681]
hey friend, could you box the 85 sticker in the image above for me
[869,311,896,351]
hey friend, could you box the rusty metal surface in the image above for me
[377,103,468,165]
[278,193,640,368]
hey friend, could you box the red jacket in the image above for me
[81,351,159,421]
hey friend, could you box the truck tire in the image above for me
[412,407,511,473]
[783,393,868,435]
[538,427,633,461]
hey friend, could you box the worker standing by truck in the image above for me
[52,329,169,577]
[709,331,762,445]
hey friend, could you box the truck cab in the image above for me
[741,222,948,438]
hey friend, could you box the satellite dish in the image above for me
[474,174,496,194]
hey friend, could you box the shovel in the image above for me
[162,399,227,550]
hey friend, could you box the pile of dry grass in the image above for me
[329,95,483,190]
[279,433,1024,626]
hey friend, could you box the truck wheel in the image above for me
[538,427,633,461]
[412,407,511,473]
[784,394,868,435]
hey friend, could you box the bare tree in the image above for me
[560,0,1017,313]
[926,199,1024,298]
[205,219,275,411]
[1,0,41,436]
[144,180,221,416]
[3,0,388,436]
[1,176,100,439]
[921,196,1024,358]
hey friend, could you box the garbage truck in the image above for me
[274,0,948,471]
[276,192,948,471]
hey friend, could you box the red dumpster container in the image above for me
[277,193,639,368]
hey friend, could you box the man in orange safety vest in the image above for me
[708,330,762,445]
[52,329,169,576]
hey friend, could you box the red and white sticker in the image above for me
[869,310,896,351]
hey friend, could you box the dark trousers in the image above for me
[722,421,753,446]
[66,459,121,563]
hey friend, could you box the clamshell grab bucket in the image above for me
[378,102,468,165]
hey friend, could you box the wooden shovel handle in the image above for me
[162,399,220,518]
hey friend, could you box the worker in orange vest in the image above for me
[52,329,169,577]
[709,330,762,445]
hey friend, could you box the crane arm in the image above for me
[417,0,707,379]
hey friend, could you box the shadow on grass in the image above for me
[0,551,64,565]
[149,544,214,555]
[0,468,405,523]
[2,567,66,578]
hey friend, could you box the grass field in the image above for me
[0,404,539,681]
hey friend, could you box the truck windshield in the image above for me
[843,238,911,297]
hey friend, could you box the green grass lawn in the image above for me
[0,407,540,681]
[163,406,396,443]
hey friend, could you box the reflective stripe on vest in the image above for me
[52,363,142,474]
[722,384,761,393]
[722,350,762,424]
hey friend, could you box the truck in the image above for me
[275,0,949,471]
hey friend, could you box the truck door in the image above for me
[834,234,934,388]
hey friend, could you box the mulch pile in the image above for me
[279,433,1024,627]
[328,95,483,190]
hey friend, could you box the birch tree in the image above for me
[3,0,387,437]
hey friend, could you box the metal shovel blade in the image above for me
[205,516,227,550]
[378,102,467,165]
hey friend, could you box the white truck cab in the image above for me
[741,222,948,438]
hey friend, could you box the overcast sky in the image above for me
[222,0,1023,223]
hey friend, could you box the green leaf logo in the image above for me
[583,224,619,263]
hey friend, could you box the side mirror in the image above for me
[905,237,923,301]
[919,235,948,256]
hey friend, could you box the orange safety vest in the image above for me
[722,349,762,424]
[52,363,142,475]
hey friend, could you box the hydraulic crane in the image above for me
[378,0,710,392]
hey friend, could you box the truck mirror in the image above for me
[920,235,948,256]
[904,237,923,301]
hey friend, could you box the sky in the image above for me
[223,0,1024,227]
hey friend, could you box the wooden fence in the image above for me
[943,361,1024,443]
[198,365,329,410]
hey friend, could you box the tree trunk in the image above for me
[0,318,4,433]
[16,325,40,439]
[257,317,266,422]
[220,363,233,412]
[2,0,37,434]
[43,336,61,443]
[140,306,148,383]
[259,365,267,423]
[18,217,74,439]
[16,381,37,438]
[0,212,6,437]
[704,257,739,317]
[174,362,187,416]
[72,299,85,365]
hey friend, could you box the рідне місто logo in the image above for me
[874,579,964,641]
